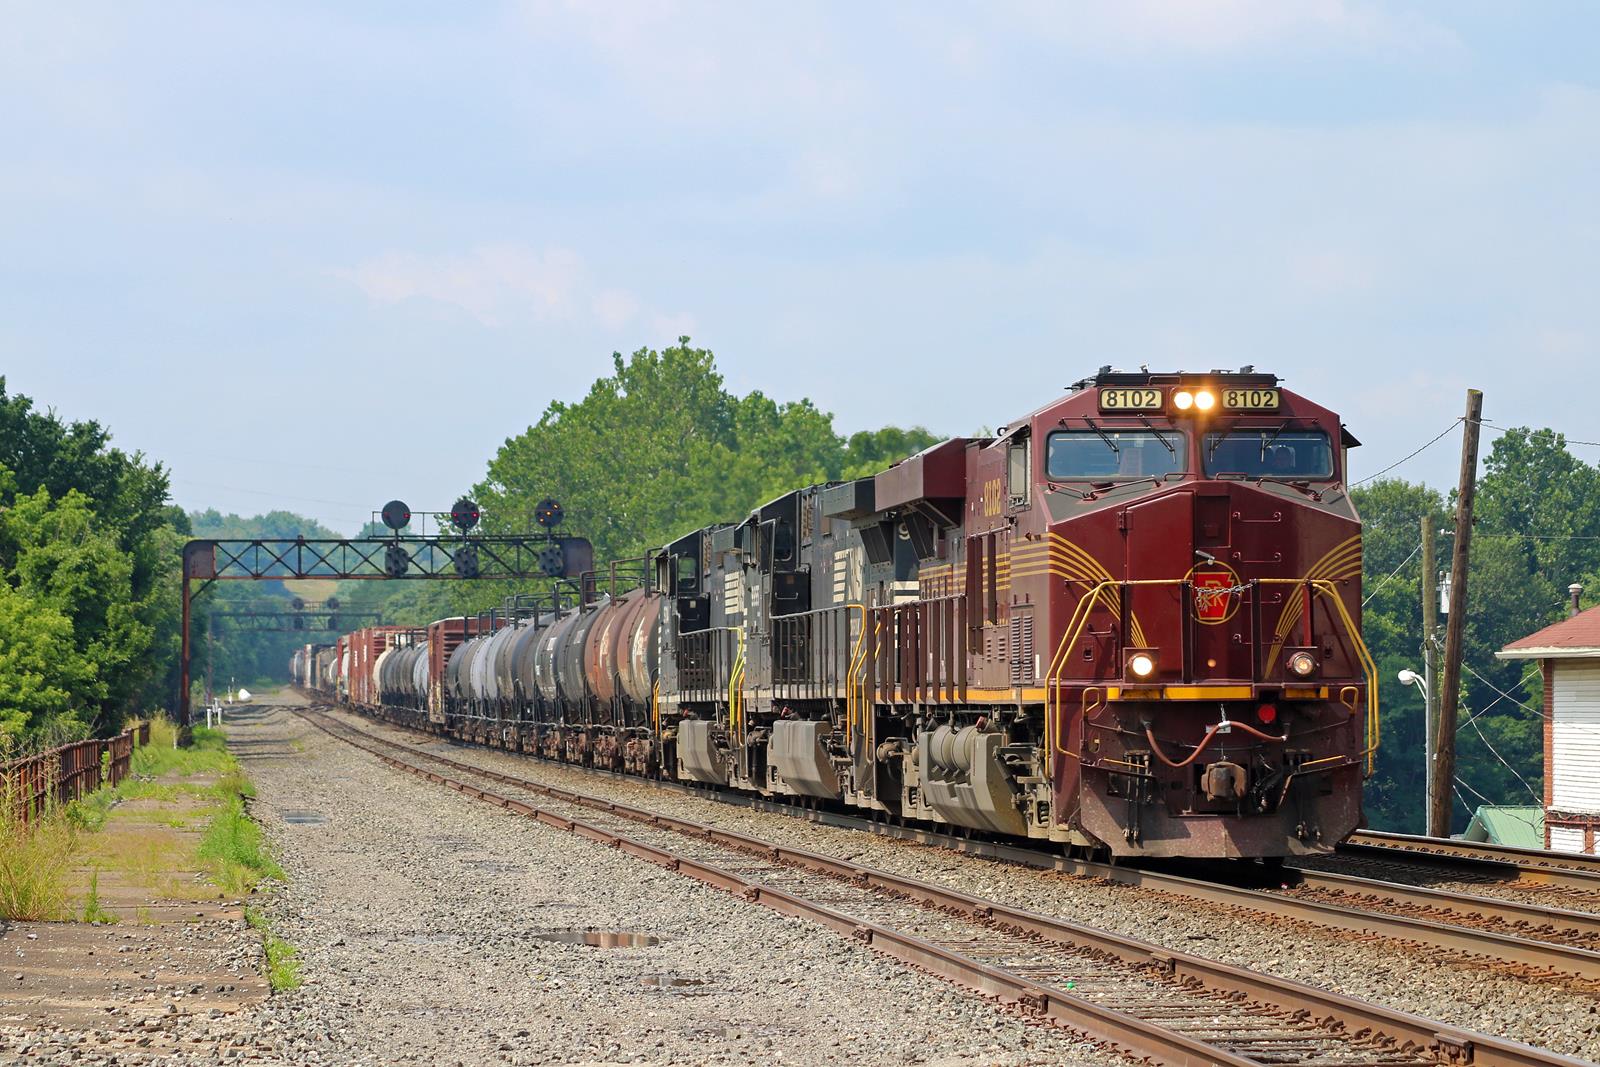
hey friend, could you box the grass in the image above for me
[2,714,287,924]
[0,800,76,921]
[80,868,116,924]
[131,721,233,779]
[245,905,302,991]
[199,793,284,895]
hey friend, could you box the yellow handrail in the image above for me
[1044,581,1120,765]
[1258,577,1380,775]
[842,605,868,744]
[861,619,883,749]
[1041,577,1378,774]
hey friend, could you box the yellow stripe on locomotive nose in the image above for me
[1107,685,1257,701]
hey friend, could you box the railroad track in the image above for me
[1341,831,1600,897]
[325,701,1600,988]
[292,705,1585,1067]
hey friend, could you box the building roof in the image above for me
[1460,805,1544,849]
[1497,604,1600,660]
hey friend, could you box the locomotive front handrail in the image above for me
[729,626,747,741]
[1044,577,1378,776]
[840,605,868,744]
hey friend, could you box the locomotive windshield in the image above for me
[1046,430,1187,480]
[1202,430,1333,479]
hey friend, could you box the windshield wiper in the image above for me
[1082,417,1119,455]
[1251,476,1323,500]
[1137,415,1175,456]
[1258,421,1289,461]
[1045,481,1092,500]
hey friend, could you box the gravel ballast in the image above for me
[335,707,1600,1060]
[213,701,1118,1066]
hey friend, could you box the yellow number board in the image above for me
[1221,388,1280,411]
[1098,387,1162,411]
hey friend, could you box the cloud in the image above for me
[340,245,595,326]
[338,244,699,343]
[1000,0,1456,56]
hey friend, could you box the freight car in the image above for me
[308,368,1376,860]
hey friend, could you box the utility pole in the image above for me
[1431,388,1483,838]
[1420,515,1436,823]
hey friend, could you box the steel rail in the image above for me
[331,700,1600,985]
[336,700,1600,983]
[1285,865,1600,942]
[296,706,1587,1067]
[1346,831,1600,893]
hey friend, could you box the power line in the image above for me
[1351,419,1461,486]
[1460,705,1543,806]
[1479,419,1600,449]
[1362,540,1422,608]
[1453,776,1543,832]
[1458,662,1543,728]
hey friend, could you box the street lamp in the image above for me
[1399,667,1433,829]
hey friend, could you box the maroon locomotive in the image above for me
[319,367,1375,862]
[928,367,1372,858]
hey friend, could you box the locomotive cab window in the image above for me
[1202,430,1334,480]
[1006,436,1030,507]
[1046,430,1187,480]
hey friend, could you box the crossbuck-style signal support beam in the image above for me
[178,534,594,729]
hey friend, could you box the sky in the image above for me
[3,2,1597,535]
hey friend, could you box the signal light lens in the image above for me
[1194,390,1216,411]
[1286,650,1318,677]
[1257,703,1278,724]
[1128,652,1156,678]
[1172,390,1195,411]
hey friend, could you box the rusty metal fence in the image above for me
[0,722,150,827]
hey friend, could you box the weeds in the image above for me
[199,794,284,894]
[245,906,301,991]
[80,868,116,924]
[0,808,74,920]
[2,713,287,927]
[66,789,115,833]
[0,757,76,920]
[131,722,232,779]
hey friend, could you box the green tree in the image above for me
[1356,427,1600,833]
[1350,479,1446,832]
[0,583,94,745]
[0,379,177,734]
[466,340,938,617]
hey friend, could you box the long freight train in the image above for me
[296,368,1376,860]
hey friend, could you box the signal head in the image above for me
[538,543,566,577]
[381,499,412,531]
[534,498,564,529]
[451,497,481,532]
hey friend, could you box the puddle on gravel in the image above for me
[278,809,326,825]
[535,929,661,948]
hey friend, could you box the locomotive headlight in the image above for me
[1128,651,1157,678]
[1194,389,1216,412]
[1286,650,1318,678]
[1172,390,1195,411]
